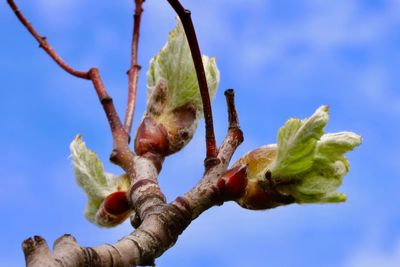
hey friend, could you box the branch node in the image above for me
[100,96,112,105]
[204,157,221,171]
[130,212,142,228]
[109,149,119,163]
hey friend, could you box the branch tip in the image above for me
[224,89,240,130]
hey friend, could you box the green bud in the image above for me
[135,18,220,156]
[224,106,361,209]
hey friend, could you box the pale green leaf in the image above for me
[291,131,362,203]
[70,135,110,199]
[147,18,220,113]
[271,105,329,179]
[269,108,362,204]
[70,135,131,224]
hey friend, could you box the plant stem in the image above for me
[166,0,218,163]
[124,0,145,136]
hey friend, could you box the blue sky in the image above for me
[1,0,400,266]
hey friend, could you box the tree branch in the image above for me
[166,0,218,164]
[7,0,133,168]
[124,0,145,135]
[21,92,244,266]
[11,1,248,265]
[88,68,132,167]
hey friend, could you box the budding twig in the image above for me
[166,0,218,162]
[8,0,132,168]
[124,0,145,135]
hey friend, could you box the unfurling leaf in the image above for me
[147,18,219,113]
[271,106,329,178]
[70,135,131,227]
[218,106,362,210]
[135,18,220,157]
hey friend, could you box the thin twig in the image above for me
[166,0,218,161]
[8,0,132,167]
[7,0,89,79]
[88,68,130,160]
[224,89,240,129]
[124,0,145,135]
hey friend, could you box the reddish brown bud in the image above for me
[217,165,248,200]
[103,191,131,215]
[135,116,169,156]
[237,180,295,210]
[95,191,132,227]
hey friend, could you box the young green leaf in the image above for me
[271,106,329,179]
[70,135,131,225]
[147,18,219,114]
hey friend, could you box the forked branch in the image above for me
[20,110,244,266]
[166,0,218,163]
[9,1,248,265]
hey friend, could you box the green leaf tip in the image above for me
[70,135,131,226]
[271,105,330,178]
[147,18,220,114]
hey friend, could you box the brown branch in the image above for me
[7,0,133,168]
[173,89,243,219]
[21,98,244,265]
[7,0,89,79]
[88,68,132,167]
[166,0,218,163]
[11,1,248,266]
[124,0,145,135]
